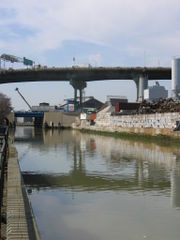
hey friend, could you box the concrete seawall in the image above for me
[76,124,180,137]
[96,110,180,129]
[5,144,40,240]
[43,112,79,128]
[76,111,180,138]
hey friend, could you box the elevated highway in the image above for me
[0,66,171,102]
[0,66,171,83]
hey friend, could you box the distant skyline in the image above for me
[0,0,179,110]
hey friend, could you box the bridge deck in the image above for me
[0,67,171,84]
[15,111,44,118]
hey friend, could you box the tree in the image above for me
[0,92,12,124]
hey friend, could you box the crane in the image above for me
[15,88,32,111]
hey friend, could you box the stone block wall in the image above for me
[96,111,180,129]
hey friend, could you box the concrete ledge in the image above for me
[74,124,180,139]
[7,146,39,240]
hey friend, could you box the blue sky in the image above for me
[0,0,179,110]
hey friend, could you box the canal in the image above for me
[14,127,180,240]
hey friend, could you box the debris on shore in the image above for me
[138,98,180,114]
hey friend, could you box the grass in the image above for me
[78,128,180,147]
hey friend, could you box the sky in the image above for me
[0,0,180,110]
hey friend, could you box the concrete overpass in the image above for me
[0,66,171,102]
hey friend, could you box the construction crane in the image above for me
[15,88,32,110]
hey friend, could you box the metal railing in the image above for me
[0,126,9,234]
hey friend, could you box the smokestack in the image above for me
[172,58,180,99]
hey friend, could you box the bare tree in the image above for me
[0,92,12,124]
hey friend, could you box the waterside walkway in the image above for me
[0,126,40,240]
[6,145,39,240]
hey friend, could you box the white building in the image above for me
[144,82,168,101]
[31,102,57,112]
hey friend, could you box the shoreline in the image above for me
[73,125,180,146]
[5,143,40,240]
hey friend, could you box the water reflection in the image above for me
[15,127,180,208]
[14,127,180,240]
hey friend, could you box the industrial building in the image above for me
[60,96,103,113]
[107,95,128,105]
[115,102,140,114]
[82,98,103,113]
[31,102,57,112]
[144,82,168,101]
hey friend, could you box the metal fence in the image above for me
[0,126,9,233]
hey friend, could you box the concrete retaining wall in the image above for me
[96,112,180,129]
[7,145,39,240]
[7,112,15,126]
[77,111,180,137]
[43,112,79,128]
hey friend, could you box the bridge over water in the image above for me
[15,111,44,118]
[0,66,171,102]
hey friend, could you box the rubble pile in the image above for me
[138,98,180,114]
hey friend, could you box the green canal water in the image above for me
[14,127,180,240]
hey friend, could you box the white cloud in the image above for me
[88,54,102,66]
[0,0,180,64]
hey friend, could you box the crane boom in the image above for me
[15,88,32,110]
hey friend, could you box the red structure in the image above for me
[115,102,140,112]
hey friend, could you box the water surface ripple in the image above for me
[15,127,180,240]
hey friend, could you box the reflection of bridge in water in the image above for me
[22,144,171,192]
[14,128,180,207]
[22,171,170,192]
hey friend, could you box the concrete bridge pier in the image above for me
[70,79,87,110]
[74,88,77,109]
[135,75,148,102]
[79,88,83,108]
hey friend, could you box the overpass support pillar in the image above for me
[79,89,83,108]
[74,88,77,109]
[135,75,148,102]
[70,79,87,111]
